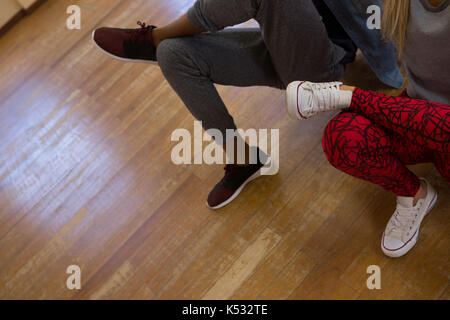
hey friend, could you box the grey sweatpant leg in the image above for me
[157,29,282,136]
[157,0,346,139]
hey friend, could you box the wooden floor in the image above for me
[0,0,448,300]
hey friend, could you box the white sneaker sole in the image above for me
[381,190,438,258]
[91,30,159,65]
[206,157,272,210]
[286,81,307,120]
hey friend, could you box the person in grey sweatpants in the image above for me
[156,0,347,137]
[93,0,403,209]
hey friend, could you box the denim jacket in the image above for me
[324,0,405,88]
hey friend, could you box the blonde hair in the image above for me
[381,0,411,55]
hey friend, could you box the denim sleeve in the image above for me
[324,0,405,88]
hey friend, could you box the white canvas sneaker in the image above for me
[381,179,438,258]
[286,81,353,120]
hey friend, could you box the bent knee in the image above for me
[322,113,385,168]
[156,38,192,70]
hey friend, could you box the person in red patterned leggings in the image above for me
[323,88,449,197]
[284,0,449,258]
[287,83,449,257]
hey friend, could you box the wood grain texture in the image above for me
[0,0,448,300]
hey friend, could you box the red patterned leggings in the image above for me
[322,88,450,197]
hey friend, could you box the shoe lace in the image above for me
[387,205,420,239]
[303,82,341,116]
[128,21,152,44]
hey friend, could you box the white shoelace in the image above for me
[387,205,420,239]
[302,82,342,117]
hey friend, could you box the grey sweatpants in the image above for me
[157,0,346,141]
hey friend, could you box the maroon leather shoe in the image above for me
[207,155,271,210]
[92,21,158,64]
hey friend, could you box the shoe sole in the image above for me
[286,81,307,120]
[206,157,272,210]
[91,30,159,65]
[381,189,438,258]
